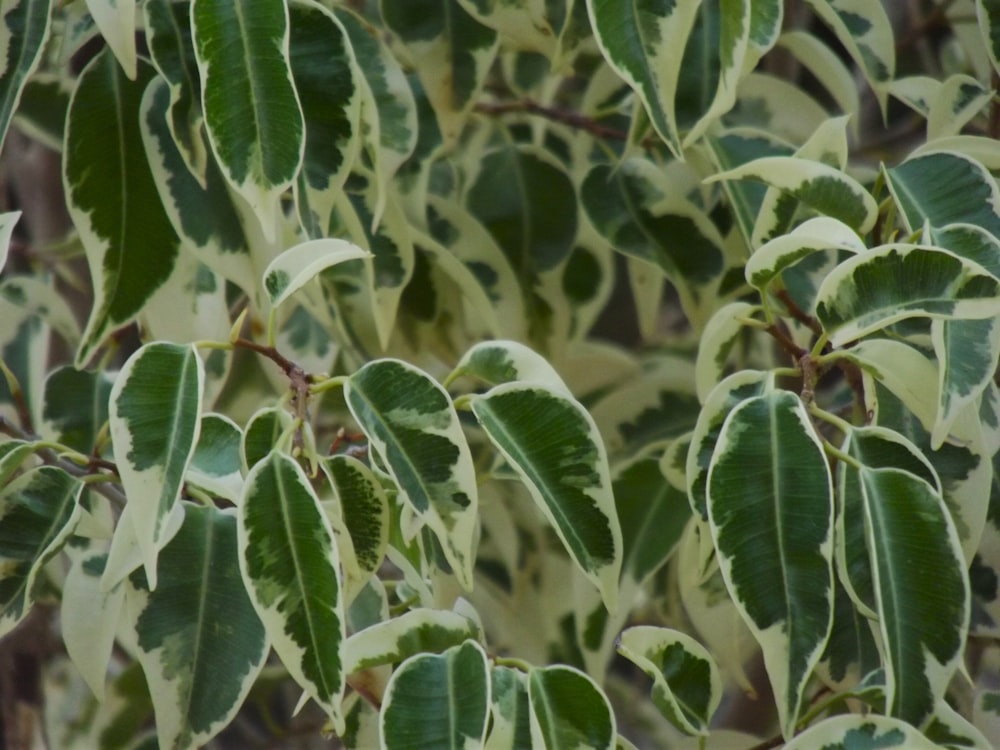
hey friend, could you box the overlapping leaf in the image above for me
[109,343,204,589]
[0,0,51,154]
[528,665,616,750]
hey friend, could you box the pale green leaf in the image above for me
[40,365,113,454]
[707,390,833,737]
[928,74,991,140]
[264,239,370,308]
[241,406,293,472]
[0,275,81,345]
[617,626,721,736]
[109,342,204,589]
[932,316,1000,450]
[343,607,481,674]
[380,640,490,750]
[472,382,622,611]
[457,0,560,56]
[65,51,181,366]
[127,504,268,750]
[776,31,860,123]
[977,0,1000,78]
[449,339,567,394]
[0,0,50,155]
[782,715,938,749]
[0,211,19,275]
[0,466,82,637]
[528,664,616,750]
[239,451,346,730]
[925,699,993,750]
[706,155,878,238]
[187,413,243,502]
[85,0,137,79]
[815,244,1000,347]
[694,302,762,403]
[486,666,532,750]
[192,0,304,241]
[345,359,478,590]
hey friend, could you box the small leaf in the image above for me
[238,451,346,730]
[449,339,568,393]
[0,466,82,636]
[264,239,369,307]
[109,343,204,589]
[127,504,268,750]
[617,626,721,736]
[472,382,622,612]
[346,359,478,590]
[187,413,243,502]
[380,640,490,750]
[85,0,137,79]
[815,244,1000,347]
[707,390,833,737]
[783,715,938,749]
[528,664,616,750]
[0,0,50,154]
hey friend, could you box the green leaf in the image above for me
[238,451,346,730]
[109,343,204,589]
[471,382,622,611]
[0,466,82,636]
[381,0,497,145]
[127,504,268,750]
[782,715,938,749]
[617,626,721,736]
[0,0,51,154]
[449,339,568,394]
[581,161,725,317]
[344,607,481,674]
[380,640,490,750]
[979,0,1000,77]
[706,155,878,239]
[925,699,993,750]
[192,0,304,241]
[802,0,894,113]
[693,302,762,402]
[187,413,243,502]
[0,211,19,275]
[41,366,113,454]
[139,75,254,296]
[932,316,1000,449]
[885,150,1000,240]
[586,0,699,156]
[707,390,833,737]
[288,0,362,237]
[528,664,616,750]
[241,406,293,472]
[815,244,1000,347]
[320,454,389,599]
[65,51,181,366]
[264,238,370,308]
[857,466,969,726]
[486,666,532,750]
[345,359,478,590]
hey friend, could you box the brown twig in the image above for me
[775,289,822,337]
[475,99,631,142]
[765,322,808,362]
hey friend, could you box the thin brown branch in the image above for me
[775,289,822,337]
[765,322,808,362]
[475,99,631,142]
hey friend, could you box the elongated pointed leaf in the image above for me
[472,382,622,612]
[0,0,51,154]
[239,451,346,730]
[264,239,370,307]
[288,0,362,237]
[815,244,1000,347]
[381,0,497,145]
[110,343,203,590]
[344,607,480,674]
[528,665,616,750]
[380,640,490,750]
[859,466,969,726]
[803,0,894,113]
[707,156,878,237]
[617,626,721,736]
[707,390,833,737]
[192,0,304,240]
[127,504,268,750]
[345,359,478,590]
[0,467,81,637]
[65,51,181,365]
[486,666,532,750]
[745,216,864,293]
[783,715,938,750]
[85,0,137,79]
[932,316,1000,449]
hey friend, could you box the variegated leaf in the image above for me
[529,665,616,750]
[264,239,370,308]
[471,382,622,612]
[707,390,833,737]
[448,339,567,394]
[241,406,293,472]
[127,504,268,750]
[693,302,762,402]
[85,0,137,79]
[238,451,346,730]
[0,466,82,636]
[192,0,304,241]
[0,0,50,154]
[40,366,113,454]
[486,666,532,750]
[617,626,721,736]
[345,359,478,590]
[815,244,1000,347]
[380,640,490,750]
[187,413,243,502]
[109,343,204,589]
[783,715,938,749]
[65,52,181,365]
